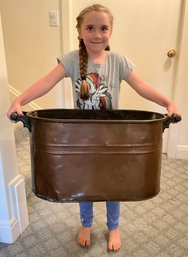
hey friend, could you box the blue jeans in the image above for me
[79,201,120,230]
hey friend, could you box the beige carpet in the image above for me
[0,128,187,257]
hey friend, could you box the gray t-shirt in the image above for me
[57,50,135,110]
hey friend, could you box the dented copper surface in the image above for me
[25,109,168,202]
[10,109,181,202]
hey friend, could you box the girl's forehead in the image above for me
[82,11,111,25]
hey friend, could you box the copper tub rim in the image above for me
[26,108,167,124]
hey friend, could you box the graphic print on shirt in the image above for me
[75,73,112,110]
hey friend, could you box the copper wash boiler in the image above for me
[10,109,181,202]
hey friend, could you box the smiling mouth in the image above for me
[91,42,104,44]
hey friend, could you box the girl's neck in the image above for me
[88,50,107,64]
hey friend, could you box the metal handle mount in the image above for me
[10,112,31,131]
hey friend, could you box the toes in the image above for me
[77,227,91,247]
[108,243,121,251]
[108,229,121,251]
[77,237,89,247]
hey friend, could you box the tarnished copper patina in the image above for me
[11,109,181,202]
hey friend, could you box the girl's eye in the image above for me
[101,26,109,32]
[85,25,109,32]
[86,25,94,31]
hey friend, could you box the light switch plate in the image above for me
[49,11,59,26]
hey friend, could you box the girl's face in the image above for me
[78,11,112,56]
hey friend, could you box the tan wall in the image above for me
[0,14,29,243]
[0,0,188,158]
[69,0,188,158]
[0,0,63,109]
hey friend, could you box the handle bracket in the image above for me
[10,112,31,131]
[163,114,181,132]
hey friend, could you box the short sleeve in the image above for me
[117,53,135,81]
[57,50,79,78]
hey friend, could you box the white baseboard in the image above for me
[0,218,20,244]
[0,175,29,244]
[8,175,29,234]
[176,145,188,160]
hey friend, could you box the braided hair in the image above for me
[76,4,113,100]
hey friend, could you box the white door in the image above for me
[62,0,184,152]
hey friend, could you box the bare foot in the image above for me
[108,229,121,251]
[77,227,92,247]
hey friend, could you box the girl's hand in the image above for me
[166,102,180,117]
[7,101,23,118]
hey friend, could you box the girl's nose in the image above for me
[94,30,102,38]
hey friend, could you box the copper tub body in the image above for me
[10,109,181,202]
[22,109,170,202]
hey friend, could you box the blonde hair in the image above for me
[76,4,113,100]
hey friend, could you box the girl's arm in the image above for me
[126,70,180,116]
[7,63,66,117]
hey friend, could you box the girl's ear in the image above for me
[77,28,82,39]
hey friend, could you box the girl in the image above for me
[7,4,179,251]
